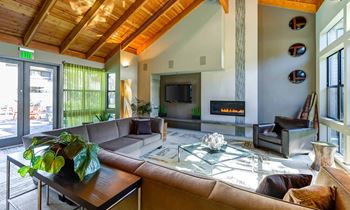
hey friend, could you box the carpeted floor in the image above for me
[142,128,318,191]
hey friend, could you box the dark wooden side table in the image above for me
[310,141,337,171]
[6,152,142,210]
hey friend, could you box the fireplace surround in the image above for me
[210,101,245,116]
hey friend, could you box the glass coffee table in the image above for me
[177,142,254,174]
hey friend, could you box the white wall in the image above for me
[0,41,103,68]
[138,0,259,135]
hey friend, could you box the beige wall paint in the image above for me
[0,41,103,68]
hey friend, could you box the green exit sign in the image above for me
[19,47,34,59]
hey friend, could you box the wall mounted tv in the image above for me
[165,84,192,103]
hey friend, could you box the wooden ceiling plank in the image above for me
[86,0,146,59]
[60,0,108,53]
[23,0,58,46]
[219,0,229,14]
[137,0,204,55]
[258,0,317,13]
[119,0,179,51]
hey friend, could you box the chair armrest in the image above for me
[281,128,316,157]
[150,117,164,135]
[253,123,275,147]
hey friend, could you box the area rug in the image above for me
[143,128,317,191]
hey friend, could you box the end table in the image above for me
[310,141,337,171]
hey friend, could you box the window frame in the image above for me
[107,73,116,109]
[326,48,344,122]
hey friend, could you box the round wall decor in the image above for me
[289,70,306,84]
[289,43,306,57]
[289,16,307,30]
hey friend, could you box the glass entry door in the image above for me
[25,63,58,135]
[0,59,58,147]
[0,59,23,147]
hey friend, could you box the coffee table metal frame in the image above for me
[6,153,141,210]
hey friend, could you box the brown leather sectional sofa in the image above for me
[99,149,350,210]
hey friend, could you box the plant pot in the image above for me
[56,159,80,181]
[192,115,200,120]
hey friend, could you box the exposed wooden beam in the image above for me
[137,0,204,55]
[120,0,178,51]
[60,0,108,53]
[258,0,317,13]
[0,33,104,63]
[23,0,57,46]
[219,0,229,14]
[86,0,146,59]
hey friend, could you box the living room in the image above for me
[0,0,349,210]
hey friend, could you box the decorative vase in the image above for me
[201,132,227,151]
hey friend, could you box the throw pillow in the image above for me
[256,174,313,199]
[133,119,152,135]
[283,185,336,210]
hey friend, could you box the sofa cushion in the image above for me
[274,117,309,135]
[133,119,152,135]
[256,174,313,199]
[127,133,161,145]
[283,185,336,210]
[117,118,133,137]
[99,137,143,153]
[258,132,282,145]
[43,128,69,137]
[86,120,119,144]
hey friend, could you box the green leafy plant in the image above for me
[158,105,167,117]
[96,111,111,122]
[19,132,100,181]
[192,107,201,120]
[131,98,152,116]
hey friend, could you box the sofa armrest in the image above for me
[22,133,57,149]
[281,128,316,157]
[253,123,275,147]
[150,117,164,135]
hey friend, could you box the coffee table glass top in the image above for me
[179,142,252,165]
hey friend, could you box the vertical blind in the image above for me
[63,63,106,127]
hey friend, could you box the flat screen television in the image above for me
[165,84,192,103]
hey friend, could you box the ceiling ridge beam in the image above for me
[119,0,178,51]
[137,0,204,55]
[23,0,57,46]
[86,0,146,59]
[258,0,317,13]
[219,0,229,14]
[60,0,108,53]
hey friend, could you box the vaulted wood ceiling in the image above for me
[0,0,208,63]
[259,0,324,13]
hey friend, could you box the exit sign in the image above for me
[19,47,34,59]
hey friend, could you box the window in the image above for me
[327,49,344,121]
[63,63,106,127]
[327,18,344,45]
[327,128,345,155]
[107,73,116,109]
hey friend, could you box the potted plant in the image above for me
[192,107,201,120]
[96,111,112,122]
[158,105,167,117]
[18,132,100,181]
[131,98,152,117]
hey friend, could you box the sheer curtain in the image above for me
[63,63,106,127]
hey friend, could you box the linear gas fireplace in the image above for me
[210,101,245,117]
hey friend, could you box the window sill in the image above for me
[334,153,350,173]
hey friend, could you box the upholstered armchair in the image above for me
[253,116,317,158]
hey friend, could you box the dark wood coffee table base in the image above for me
[6,152,142,210]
